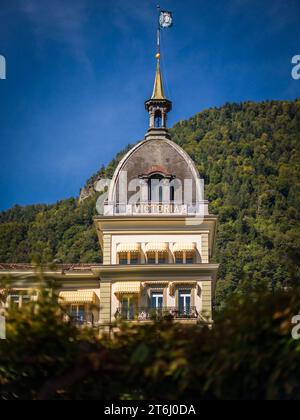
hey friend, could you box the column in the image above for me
[99,281,112,325]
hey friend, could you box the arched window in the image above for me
[154,110,162,128]
[148,174,163,202]
[148,174,174,204]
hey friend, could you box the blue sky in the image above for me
[0,0,299,211]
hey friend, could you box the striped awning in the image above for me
[143,281,169,286]
[145,243,168,253]
[117,243,140,253]
[114,282,142,295]
[59,290,98,305]
[169,281,198,295]
[173,243,196,253]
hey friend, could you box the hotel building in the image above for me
[0,50,219,329]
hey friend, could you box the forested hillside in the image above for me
[1,100,299,305]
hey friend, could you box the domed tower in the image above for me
[94,37,219,330]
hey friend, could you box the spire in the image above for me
[144,5,172,140]
[151,54,166,100]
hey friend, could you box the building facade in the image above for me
[0,53,219,328]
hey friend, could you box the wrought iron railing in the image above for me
[115,306,199,321]
[67,312,95,327]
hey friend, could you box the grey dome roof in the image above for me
[108,138,201,204]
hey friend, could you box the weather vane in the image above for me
[156,5,173,59]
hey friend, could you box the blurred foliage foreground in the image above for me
[1,281,300,400]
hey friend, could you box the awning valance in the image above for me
[117,243,140,253]
[142,281,169,287]
[59,290,98,305]
[169,281,198,295]
[114,282,142,295]
[145,243,168,253]
[173,243,196,253]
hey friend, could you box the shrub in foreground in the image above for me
[1,286,300,400]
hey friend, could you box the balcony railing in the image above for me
[67,312,95,327]
[103,201,209,217]
[116,306,199,322]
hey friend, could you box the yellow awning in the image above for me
[173,243,196,253]
[117,243,140,253]
[145,243,168,253]
[114,282,142,295]
[170,281,198,295]
[143,281,169,286]
[59,290,98,305]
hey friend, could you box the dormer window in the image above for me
[140,166,176,205]
[148,174,164,202]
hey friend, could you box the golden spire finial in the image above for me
[151,55,166,100]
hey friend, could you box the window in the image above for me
[130,254,139,265]
[175,254,184,264]
[186,252,195,264]
[118,252,140,265]
[121,297,137,320]
[147,251,168,264]
[70,305,85,321]
[154,110,162,128]
[174,251,195,264]
[8,294,32,308]
[148,175,163,202]
[147,252,156,264]
[119,253,128,265]
[151,292,164,309]
[170,185,175,202]
[179,290,191,315]
[158,252,167,264]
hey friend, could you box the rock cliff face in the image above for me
[79,183,98,203]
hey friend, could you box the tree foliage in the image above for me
[1,282,300,400]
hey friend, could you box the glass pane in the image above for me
[119,253,128,265]
[186,252,195,264]
[179,290,191,314]
[78,306,85,320]
[130,254,139,265]
[147,253,156,264]
[121,297,136,320]
[158,253,167,264]
[70,305,77,317]
[175,254,183,264]
[170,186,175,202]
[151,293,163,309]
[159,187,163,204]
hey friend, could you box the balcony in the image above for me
[115,306,199,322]
[67,312,95,327]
